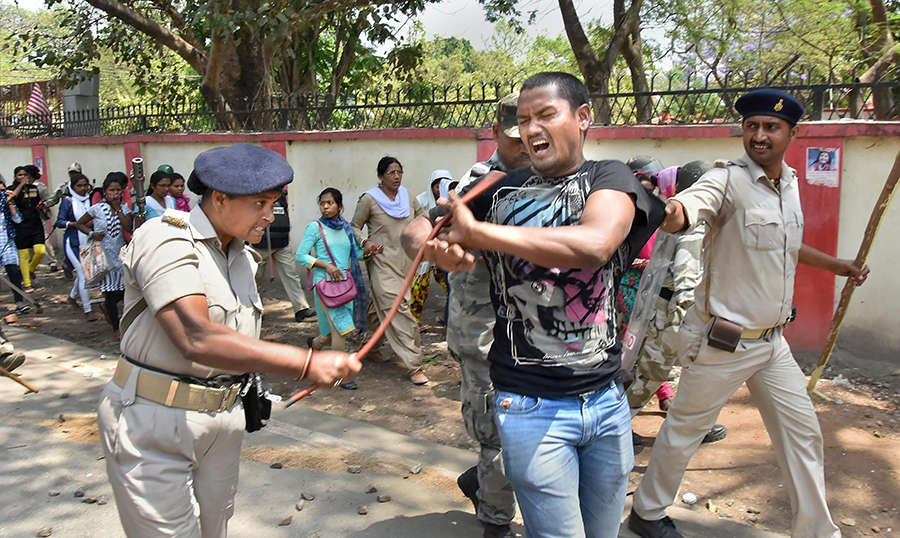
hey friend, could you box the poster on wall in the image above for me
[806,147,840,187]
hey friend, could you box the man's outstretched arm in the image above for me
[441,189,635,269]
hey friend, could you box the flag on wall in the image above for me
[25,82,51,120]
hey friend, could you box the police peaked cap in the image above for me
[735,88,804,125]
[192,143,293,196]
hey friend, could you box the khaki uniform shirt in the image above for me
[120,207,263,378]
[674,153,803,329]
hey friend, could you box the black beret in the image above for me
[735,88,804,125]
[192,143,293,196]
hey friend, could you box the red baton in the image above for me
[284,170,508,407]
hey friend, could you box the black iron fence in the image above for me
[1,73,897,138]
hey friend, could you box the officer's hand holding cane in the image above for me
[300,349,362,390]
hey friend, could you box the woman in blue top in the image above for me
[0,176,27,313]
[55,172,99,321]
[296,188,380,389]
[144,170,175,219]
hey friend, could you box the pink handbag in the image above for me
[314,222,358,308]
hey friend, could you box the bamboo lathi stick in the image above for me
[0,364,39,393]
[808,150,900,396]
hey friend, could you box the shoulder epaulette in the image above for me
[161,214,188,228]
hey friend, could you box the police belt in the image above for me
[696,311,777,340]
[113,357,245,413]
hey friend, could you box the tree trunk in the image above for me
[620,11,651,123]
[851,0,898,119]
[558,0,611,123]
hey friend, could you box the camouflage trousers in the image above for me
[627,297,682,411]
[448,267,515,526]
[457,351,517,526]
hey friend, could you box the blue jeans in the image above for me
[494,382,633,538]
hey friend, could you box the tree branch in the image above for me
[329,9,369,97]
[859,42,900,83]
[151,0,204,53]
[83,0,206,73]
[558,0,603,88]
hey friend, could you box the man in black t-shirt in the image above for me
[430,72,665,536]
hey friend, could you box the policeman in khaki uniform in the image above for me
[628,90,869,538]
[97,143,360,538]
[401,93,530,538]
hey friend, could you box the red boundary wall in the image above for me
[4,122,899,351]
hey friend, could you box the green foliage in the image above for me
[1,5,61,85]
[646,0,897,83]
[3,2,201,106]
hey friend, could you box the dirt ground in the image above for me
[11,262,900,537]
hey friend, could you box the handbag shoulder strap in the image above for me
[316,222,339,266]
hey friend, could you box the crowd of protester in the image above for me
[1,162,194,336]
[0,156,458,388]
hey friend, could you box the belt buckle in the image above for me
[218,386,234,413]
[200,386,225,413]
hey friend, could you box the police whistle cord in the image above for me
[808,150,900,397]
[285,170,508,408]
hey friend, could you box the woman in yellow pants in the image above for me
[10,165,47,292]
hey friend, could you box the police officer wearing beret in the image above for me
[97,143,361,537]
[628,90,869,538]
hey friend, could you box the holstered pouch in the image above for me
[707,316,742,352]
[241,374,272,432]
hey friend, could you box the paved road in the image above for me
[0,327,784,537]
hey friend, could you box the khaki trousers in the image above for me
[97,373,245,538]
[256,246,311,312]
[633,311,840,538]
[366,264,422,370]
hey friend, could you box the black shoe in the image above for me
[483,522,514,538]
[627,509,683,538]
[294,308,316,322]
[633,431,645,446]
[457,465,479,512]
[49,263,59,273]
[63,267,74,280]
[701,424,727,444]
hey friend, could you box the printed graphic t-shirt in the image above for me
[467,160,664,398]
